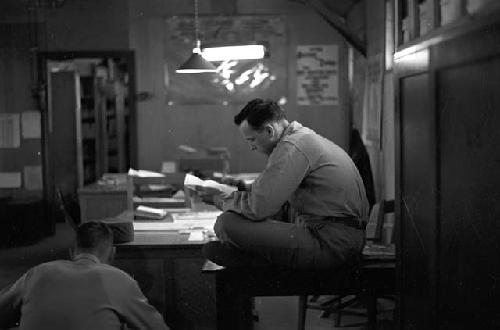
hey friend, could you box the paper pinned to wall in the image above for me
[0,113,20,148]
[0,172,22,188]
[297,45,339,106]
[24,165,43,190]
[21,111,41,139]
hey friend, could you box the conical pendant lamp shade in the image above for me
[176,50,217,73]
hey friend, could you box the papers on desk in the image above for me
[134,205,168,220]
[184,173,237,196]
[133,210,221,232]
[171,211,222,221]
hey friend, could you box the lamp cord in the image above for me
[194,0,200,49]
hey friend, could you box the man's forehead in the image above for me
[239,120,256,135]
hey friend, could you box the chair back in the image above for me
[365,199,395,243]
[55,188,79,231]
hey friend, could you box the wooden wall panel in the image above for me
[437,56,500,329]
[399,72,437,329]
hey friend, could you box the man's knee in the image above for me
[202,241,220,260]
[214,211,245,241]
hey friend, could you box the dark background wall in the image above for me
[0,0,362,198]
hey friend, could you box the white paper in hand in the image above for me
[184,173,237,197]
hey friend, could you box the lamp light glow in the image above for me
[201,45,265,61]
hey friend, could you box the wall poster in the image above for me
[296,45,339,106]
[362,53,384,147]
[0,113,20,148]
[164,15,286,105]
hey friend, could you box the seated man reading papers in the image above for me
[196,98,369,271]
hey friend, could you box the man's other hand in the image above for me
[194,186,222,205]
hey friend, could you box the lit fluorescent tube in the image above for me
[201,45,265,61]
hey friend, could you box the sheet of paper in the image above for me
[188,230,205,241]
[161,161,177,173]
[0,113,20,148]
[21,111,41,139]
[24,165,42,190]
[184,173,237,196]
[133,218,216,231]
[0,172,22,188]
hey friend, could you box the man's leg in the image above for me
[204,211,322,269]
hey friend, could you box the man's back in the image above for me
[3,254,167,330]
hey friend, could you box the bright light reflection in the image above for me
[202,45,265,61]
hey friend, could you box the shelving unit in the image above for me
[76,59,130,185]
[396,0,499,48]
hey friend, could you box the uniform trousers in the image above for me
[202,211,365,270]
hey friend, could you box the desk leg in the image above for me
[216,275,253,330]
[366,295,377,330]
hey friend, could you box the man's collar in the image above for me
[73,253,101,264]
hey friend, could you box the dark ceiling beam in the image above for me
[307,0,366,57]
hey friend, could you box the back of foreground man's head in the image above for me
[75,221,114,263]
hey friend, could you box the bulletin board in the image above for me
[164,15,286,105]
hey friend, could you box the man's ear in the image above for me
[265,124,275,138]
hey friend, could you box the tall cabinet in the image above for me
[42,53,135,223]
[78,61,129,186]
[394,1,500,329]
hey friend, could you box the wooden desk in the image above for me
[78,183,128,222]
[113,213,217,330]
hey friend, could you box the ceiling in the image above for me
[317,0,363,19]
[0,0,363,18]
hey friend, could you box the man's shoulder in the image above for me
[94,263,137,283]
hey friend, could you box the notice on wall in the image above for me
[21,111,41,139]
[0,172,22,188]
[296,45,339,106]
[362,53,384,147]
[0,113,20,148]
[24,165,43,190]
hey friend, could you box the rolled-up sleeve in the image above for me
[221,142,310,220]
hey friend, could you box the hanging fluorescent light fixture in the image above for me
[201,44,266,61]
[176,0,217,74]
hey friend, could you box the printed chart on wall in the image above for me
[296,45,339,106]
[165,15,286,105]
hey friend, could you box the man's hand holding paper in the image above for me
[184,173,237,205]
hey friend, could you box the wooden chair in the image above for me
[55,188,79,231]
[301,199,396,328]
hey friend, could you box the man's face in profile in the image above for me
[239,120,275,156]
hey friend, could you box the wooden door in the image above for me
[47,71,80,222]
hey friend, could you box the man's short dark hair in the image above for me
[234,98,286,130]
[76,221,114,250]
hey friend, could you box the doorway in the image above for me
[38,51,137,224]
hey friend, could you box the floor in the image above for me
[0,223,395,330]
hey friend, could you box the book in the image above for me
[184,173,237,196]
